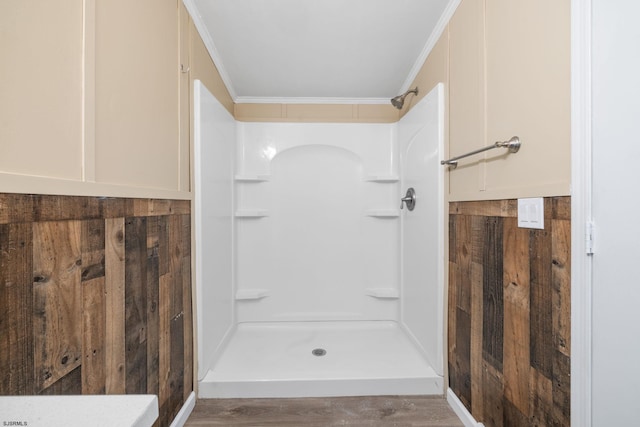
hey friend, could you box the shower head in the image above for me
[390,87,419,110]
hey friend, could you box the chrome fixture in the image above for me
[441,136,521,169]
[400,188,416,211]
[390,87,419,110]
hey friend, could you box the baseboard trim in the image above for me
[447,388,484,427]
[170,391,196,427]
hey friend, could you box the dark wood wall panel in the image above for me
[0,194,192,427]
[125,217,149,395]
[105,217,126,394]
[169,314,185,422]
[38,366,82,396]
[81,218,107,395]
[33,220,83,392]
[448,197,571,427]
[146,217,161,399]
[0,223,33,395]
[502,217,530,416]
[82,275,106,394]
[482,217,503,371]
[182,215,194,402]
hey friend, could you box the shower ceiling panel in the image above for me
[187,0,454,102]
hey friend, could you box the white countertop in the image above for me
[0,394,158,427]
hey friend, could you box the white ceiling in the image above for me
[186,0,457,103]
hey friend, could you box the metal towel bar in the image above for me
[441,136,521,169]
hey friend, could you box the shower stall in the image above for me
[194,81,444,398]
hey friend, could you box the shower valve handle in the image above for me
[400,188,416,211]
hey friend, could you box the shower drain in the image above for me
[311,348,327,357]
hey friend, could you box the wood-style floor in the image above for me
[184,396,464,426]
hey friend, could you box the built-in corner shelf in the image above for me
[236,289,270,300]
[235,174,270,182]
[365,209,400,218]
[365,175,399,183]
[365,288,400,299]
[235,209,269,218]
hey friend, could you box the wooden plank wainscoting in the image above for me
[448,197,570,427]
[0,194,192,427]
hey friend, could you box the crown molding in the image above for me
[399,0,462,94]
[182,0,238,100]
[235,97,392,105]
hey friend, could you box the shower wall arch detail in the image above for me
[235,124,401,323]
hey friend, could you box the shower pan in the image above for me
[194,81,444,398]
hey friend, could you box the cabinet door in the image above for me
[484,0,570,198]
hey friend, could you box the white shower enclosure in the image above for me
[194,80,444,398]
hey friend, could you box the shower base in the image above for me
[198,321,443,398]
